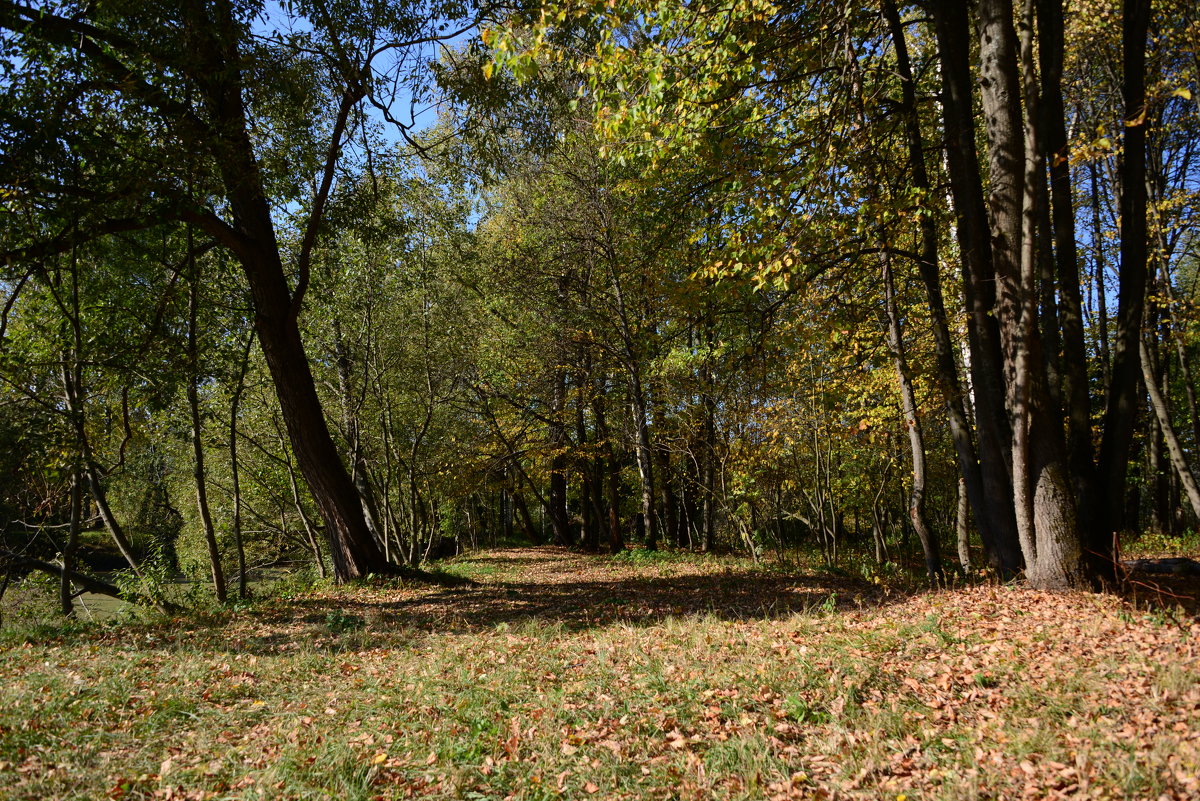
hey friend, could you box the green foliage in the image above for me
[324,610,367,634]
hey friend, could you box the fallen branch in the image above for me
[0,548,128,599]
[0,548,179,614]
[1122,558,1200,577]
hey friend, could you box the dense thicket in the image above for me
[1,0,1197,606]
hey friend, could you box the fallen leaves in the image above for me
[2,548,1198,800]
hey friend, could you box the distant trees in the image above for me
[487,0,1199,588]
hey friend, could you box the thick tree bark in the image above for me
[974,0,1085,588]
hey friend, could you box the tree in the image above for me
[0,0,481,580]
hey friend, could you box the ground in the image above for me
[1,547,1197,800]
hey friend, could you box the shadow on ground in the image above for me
[265,547,911,636]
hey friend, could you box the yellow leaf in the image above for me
[1173,87,1192,100]
[482,62,494,81]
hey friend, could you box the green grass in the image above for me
[1,547,1197,800]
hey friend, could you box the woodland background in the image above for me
[1,0,1198,607]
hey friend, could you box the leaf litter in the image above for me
[0,547,1196,800]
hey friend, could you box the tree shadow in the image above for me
[97,549,917,656]
[278,569,909,636]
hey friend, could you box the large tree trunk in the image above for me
[183,0,388,582]
[1037,0,1094,496]
[1095,0,1152,557]
[930,0,1023,575]
[974,0,1086,588]
[881,0,998,574]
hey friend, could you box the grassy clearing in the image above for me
[1,547,1197,800]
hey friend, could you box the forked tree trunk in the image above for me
[181,0,388,582]
[973,0,1086,588]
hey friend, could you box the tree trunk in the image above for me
[630,371,659,550]
[1094,0,1151,554]
[333,321,385,550]
[591,380,624,553]
[1090,162,1112,387]
[1037,0,1093,493]
[1141,339,1200,519]
[882,0,1002,573]
[183,0,387,582]
[879,247,943,582]
[974,0,1086,588]
[187,249,227,604]
[657,447,680,549]
[228,329,253,600]
[956,478,972,574]
[59,468,82,616]
[548,347,570,545]
[930,0,1023,575]
[61,360,141,576]
[4,549,129,605]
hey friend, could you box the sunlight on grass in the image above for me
[1,548,1197,800]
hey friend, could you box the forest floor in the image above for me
[1,547,1198,800]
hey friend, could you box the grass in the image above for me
[1,546,1197,800]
